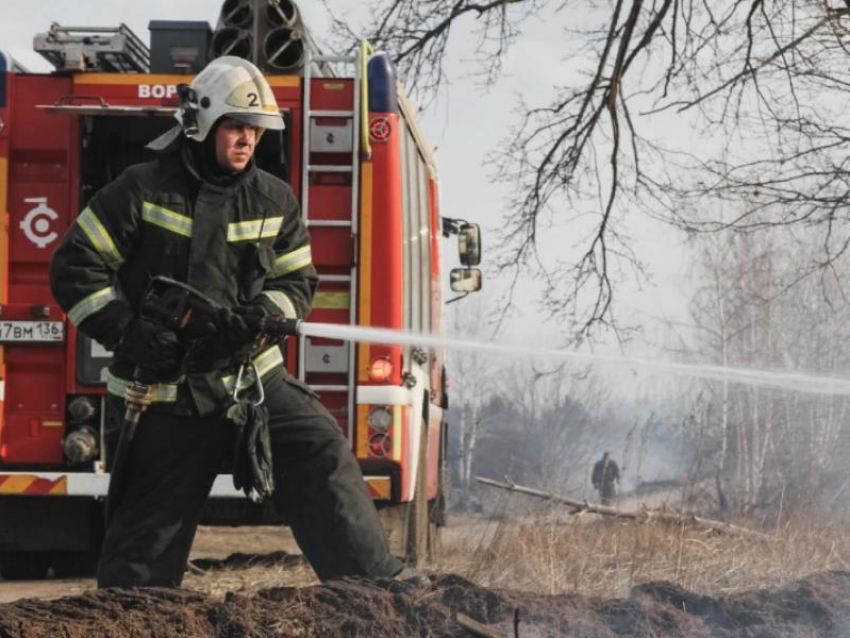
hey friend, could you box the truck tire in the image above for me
[430,419,449,528]
[405,418,440,566]
[427,494,444,557]
[52,550,99,578]
[376,415,443,564]
[51,501,105,578]
[0,551,51,580]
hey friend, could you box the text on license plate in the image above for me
[0,321,65,342]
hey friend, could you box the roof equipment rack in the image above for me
[33,23,150,73]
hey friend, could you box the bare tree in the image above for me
[327,0,850,338]
[445,295,499,503]
[687,228,850,513]
[493,361,609,492]
[445,295,638,504]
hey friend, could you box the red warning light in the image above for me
[368,433,392,458]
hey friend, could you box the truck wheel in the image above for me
[52,501,104,578]
[430,484,447,528]
[430,420,449,528]
[405,419,440,565]
[0,551,51,580]
[52,550,99,578]
[427,495,443,557]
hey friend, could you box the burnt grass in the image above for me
[1,571,850,637]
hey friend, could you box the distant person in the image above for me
[591,452,620,505]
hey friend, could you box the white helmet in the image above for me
[176,56,284,142]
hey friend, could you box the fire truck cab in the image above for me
[0,1,482,580]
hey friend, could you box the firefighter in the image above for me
[49,56,410,588]
[591,451,620,505]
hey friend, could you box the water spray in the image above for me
[138,278,850,397]
[291,321,850,397]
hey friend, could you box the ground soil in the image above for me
[1,566,849,637]
[0,526,305,604]
[3,509,850,637]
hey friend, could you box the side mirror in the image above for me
[450,268,482,293]
[458,223,481,267]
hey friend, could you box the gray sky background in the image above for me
[0,0,695,354]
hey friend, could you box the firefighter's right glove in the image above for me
[189,305,266,373]
[231,304,269,336]
[116,317,181,378]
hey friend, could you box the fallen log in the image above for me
[475,476,772,541]
[456,613,508,638]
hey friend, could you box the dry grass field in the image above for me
[181,510,850,601]
[434,513,850,597]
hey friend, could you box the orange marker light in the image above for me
[369,357,393,382]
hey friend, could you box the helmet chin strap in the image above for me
[178,84,201,138]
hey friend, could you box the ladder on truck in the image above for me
[298,45,370,442]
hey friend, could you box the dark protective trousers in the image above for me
[97,369,402,587]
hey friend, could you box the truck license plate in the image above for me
[0,321,65,342]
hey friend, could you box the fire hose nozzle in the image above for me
[259,316,302,338]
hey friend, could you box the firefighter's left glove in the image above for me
[116,317,181,378]
[188,305,267,373]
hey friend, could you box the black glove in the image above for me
[188,305,266,373]
[115,317,181,378]
[215,305,265,347]
[229,402,274,502]
[230,304,268,338]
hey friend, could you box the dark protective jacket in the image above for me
[50,143,318,416]
[592,457,620,488]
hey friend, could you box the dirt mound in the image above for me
[1,571,849,637]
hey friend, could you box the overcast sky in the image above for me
[0,0,694,352]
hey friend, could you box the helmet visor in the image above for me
[226,111,286,131]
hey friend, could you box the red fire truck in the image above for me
[0,1,482,580]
